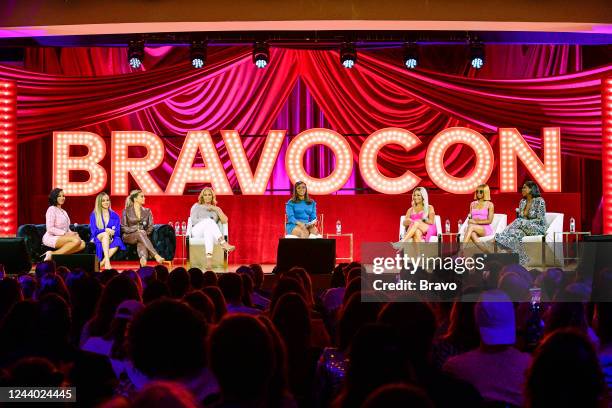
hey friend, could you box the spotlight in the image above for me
[190,41,206,69]
[340,42,356,69]
[403,43,418,69]
[128,40,144,69]
[253,42,269,69]
[470,42,485,69]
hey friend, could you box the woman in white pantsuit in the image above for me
[190,187,235,266]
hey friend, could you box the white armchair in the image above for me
[186,217,229,270]
[522,212,564,266]
[458,213,508,243]
[399,215,442,243]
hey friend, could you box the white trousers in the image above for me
[192,219,222,255]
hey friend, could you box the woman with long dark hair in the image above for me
[495,180,547,265]
[41,188,86,261]
[285,181,320,238]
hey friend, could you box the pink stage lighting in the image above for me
[603,77,612,234]
[0,80,16,236]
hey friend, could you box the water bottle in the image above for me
[174,221,180,236]
[569,217,576,233]
[181,221,187,235]
[457,219,462,232]
[445,219,450,233]
[336,220,342,235]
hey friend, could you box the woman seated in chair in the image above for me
[495,180,547,265]
[41,188,86,261]
[190,187,236,264]
[286,181,320,238]
[121,189,165,267]
[463,184,495,252]
[400,187,437,242]
[89,192,125,270]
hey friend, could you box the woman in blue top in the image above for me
[89,192,126,270]
[286,181,319,238]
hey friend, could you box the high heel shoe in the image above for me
[40,251,53,262]
[154,255,165,264]
[219,242,236,252]
[139,256,148,267]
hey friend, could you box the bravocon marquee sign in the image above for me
[53,127,561,195]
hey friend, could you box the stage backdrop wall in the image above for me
[28,193,580,264]
[3,44,606,234]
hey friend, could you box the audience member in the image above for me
[142,279,169,304]
[126,299,217,402]
[332,324,411,408]
[443,290,530,406]
[81,274,140,346]
[132,381,200,408]
[183,290,215,323]
[202,270,218,287]
[188,267,204,290]
[0,278,23,322]
[361,383,434,408]
[526,328,607,408]
[209,314,293,408]
[168,267,190,298]
[218,273,260,315]
[271,293,319,407]
[202,286,227,323]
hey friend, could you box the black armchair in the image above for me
[17,224,175,262]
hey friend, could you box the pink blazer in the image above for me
[42,206,71,248]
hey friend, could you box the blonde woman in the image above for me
[121,189,164,267]
[463,184,494,251]
[400,187,437,242]
[190,187,235,264]
[89,192,125,270]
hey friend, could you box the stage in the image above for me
[25,192,581,264]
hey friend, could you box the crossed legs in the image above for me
[401,220,429,242]
[290,224,319,238]
[463,224,488,252]
[46,234,86,260]
[123,230,164,267]
[97,231,118,270]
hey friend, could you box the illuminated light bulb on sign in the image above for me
[0,80,15,237]
[359,128,422,194]
[603,77,612,234]
[425,128,494,193]
[53,132,108,196]
[166,131,232,195]
[222,130,285,195]
[111,131,165,195]
[499,128,561,192]
[285,128,353,195]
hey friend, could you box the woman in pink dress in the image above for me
[400,187,437,242]
[41,188,86,261]
[463,184,494,251]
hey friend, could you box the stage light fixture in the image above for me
[190,41,206,69]
[253,42,269,69]
[470,42,485,69]
[403,43,418,69]
[340,43,356,69]
[128,40,144,69]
